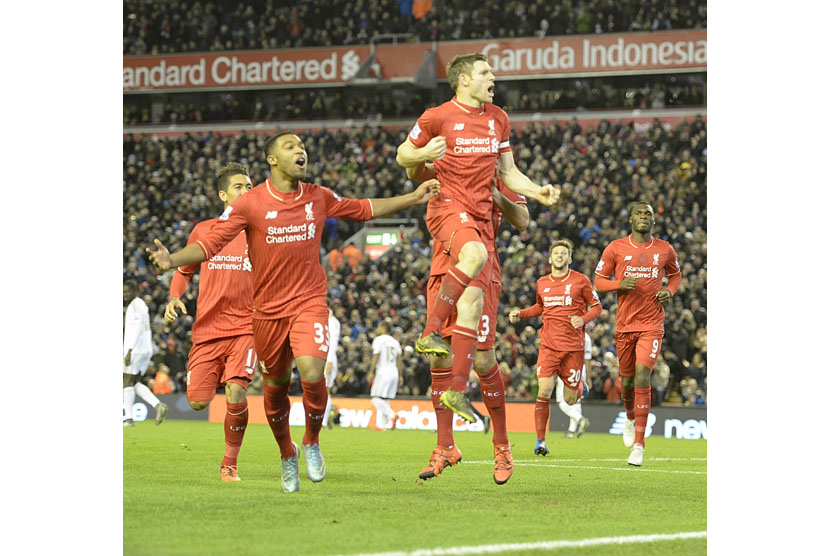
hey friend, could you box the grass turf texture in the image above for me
[124,421,706,555]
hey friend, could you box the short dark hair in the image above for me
[216,162,250,192]
[124,279,138,298]
[628,201,654,214]
[264,129,298,158]
[446,53,487,92]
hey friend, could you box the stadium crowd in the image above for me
[123,75,705,126]
[124,0,707,55]
[124,114,707,406]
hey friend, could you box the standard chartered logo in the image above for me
[341,50,360,80]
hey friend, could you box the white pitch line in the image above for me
[510,457,707,463]
[462,461,705,475]
[339,531,707,556]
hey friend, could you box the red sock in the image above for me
[263,380,295,459]
[423,267,472,338]
[621,388,635,420]
[478,365,508,446]
[222,399,248,467]
[301,378,328,446]
[449,325,478,391]
[534,396,550,441]
[634,386,651,446]
[430,368,455,448]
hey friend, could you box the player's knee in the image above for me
[189,400,210,411]
[563,388,579,405]
[621,375,635,391]
[473,350,496,374]
[225,382,247,403]
[537,379,554,399]
[457,287,484,316]
[634,365,651,388]
[458,241,488,274]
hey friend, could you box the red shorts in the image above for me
[186,334,256,403]
[252,305,330,379]
[535,345,584,390]
[615,330,664,376]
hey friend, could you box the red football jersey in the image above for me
[531,270,600,351]
[196,179,373,318]
[595,235,681,333]
[409,96,512,221]
[170,218,253,345]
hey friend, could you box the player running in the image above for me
[593,201,682,466]
[509,238,601,457]
[163,162,255,482]
[148,131,440,492]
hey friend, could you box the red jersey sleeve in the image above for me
[197,197,250,260]
[322,187,374,221]
[408,108,438,149]
[497,178,527,205]
[595,243,617,279]
[495,108,512,155]
[664,242,681,277]
[578,275,601,320]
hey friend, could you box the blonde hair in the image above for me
[551,239,574,257]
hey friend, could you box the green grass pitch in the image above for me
[123,421,706,555]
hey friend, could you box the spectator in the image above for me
[343,242,363,270]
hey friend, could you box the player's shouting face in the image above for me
[465,60,495,105]
[268,133,308,181]
[629,203,655,234]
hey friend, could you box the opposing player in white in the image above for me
[123,280,167,426]
[368,322,403,431]
[322,308,341,429]
[555,331,592,438]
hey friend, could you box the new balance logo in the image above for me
[624,255,633,261]
[459,212,468,223]
[544,288,550,293]
[453,123,464,130]
[265,210,278,219]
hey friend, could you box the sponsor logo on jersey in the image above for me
[409,122,422,140]
[219,206,233,221]
[333,192,342,202]
[308,222,316,239]
[265,210,278,219]
[305,201,315,220]
[459,212,468,223]
[624,255,633,261]
[490,137,499,153]
[543,287,550,293]
[595,260,605,272]
[453,123,464,130]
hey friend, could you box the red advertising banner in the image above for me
[436,30,706,78]
[209,395,537,433]
[124,45,371,92]
[124,31,705,92]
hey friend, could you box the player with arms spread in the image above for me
[163,162,255,482]
[509,239,601,457]
[396,52,558,427]
[593,201,682,466]
[148,131,440,492]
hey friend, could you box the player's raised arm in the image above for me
[406,160,436,182]
[396,136,447,168]
[497,152,559,206]
[147,239,206,272]
[492,184,529,232]
[369,179,441,217]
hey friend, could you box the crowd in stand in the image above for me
[123,75,705,126]
[123,0,707,55]
[124,114,707,406]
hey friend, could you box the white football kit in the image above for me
[370,334,402,399]
[123,296,153,376]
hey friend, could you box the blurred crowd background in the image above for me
[124,116,706,407]
[124,0,706,55]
